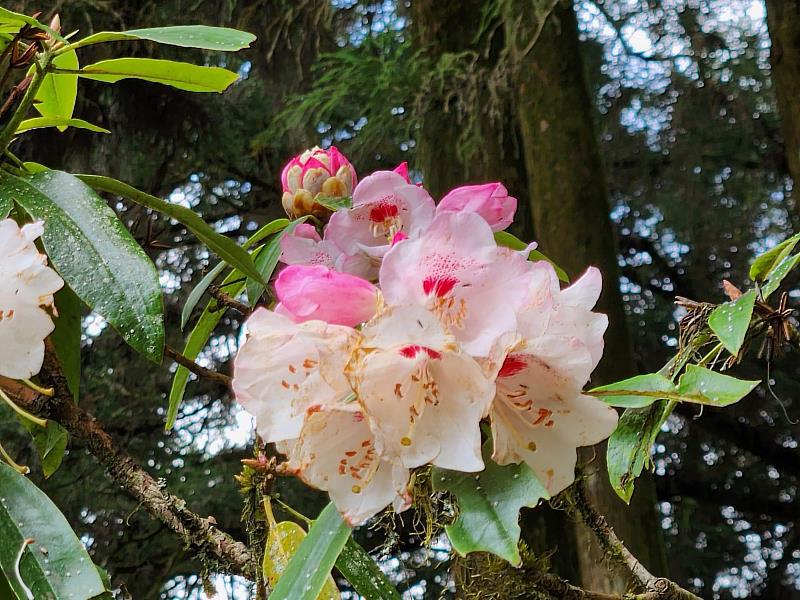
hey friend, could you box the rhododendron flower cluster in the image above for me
[233,148,617,525]
[0,219,64,380]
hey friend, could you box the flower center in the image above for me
[498,354,528,378]
[422,276,457,298]
[398,344,442,360]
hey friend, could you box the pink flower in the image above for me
[275,265,379,327]
[437,183,517,231]
[324,171,435,279]
[279,223,375,280]
[379,211,533,356]
[393,161,410,183]
[280,146,357,218]
[487,265,617,495]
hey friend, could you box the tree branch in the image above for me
[0,346,255,581]
[571,480,702,600]
[164,345,232,387]
[209,285,252,316]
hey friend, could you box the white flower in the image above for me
[0,219,63,379]
[232,308,359,443]
[487,265,618,495]
[349,305,495,472]
[280,403,411,526]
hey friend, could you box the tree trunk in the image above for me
[411,0,533,240]
[766,0,800,189]
[505,0,667,592]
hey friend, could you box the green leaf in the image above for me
[606,401,669,503]
[50,286,83,401]
[0,8,65,42]
[432,442,548,566]
[0,462,106,599]
[0,170,164,362]
[34,50,79,131]
[588,373,677,408]
[167,268,244,429]
[77,58,239,93]
[762,252,800,299]
[314,196,352,211]
[181,218,293,326]
[268,503,351,600]
[0,194,10,218]
[78,175,265,285]
[708,289,756,355]
[749,233,800,282]
[245,220,305,306]
[70,25,256,52]
[19,420,69,479]
[493,231,569,282]
[246,218,292,248]
[181,261,228,330]
[17,117,109,134]
[676,365,759,407]
[336,538,401,600]
[263,521,339,599]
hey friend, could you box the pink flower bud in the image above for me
[393,161,410,183]
[275,265,378,327]
[437,183,517,231]
[280,146,357,219]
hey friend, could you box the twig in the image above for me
[571,480,702,600]
[209,285,252,316]
[0,346,255,580]
[164,345,232,387]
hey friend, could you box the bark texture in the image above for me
[766,0,800,188]
[505,0,668,592]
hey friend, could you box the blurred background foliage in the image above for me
[1,0,799,598]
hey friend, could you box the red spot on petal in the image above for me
[307,404,322,415]
[399,344,442,360]
[498,354,528,378]
[369,201,399,223]
[533,408,553,425]
[422,276,457,297]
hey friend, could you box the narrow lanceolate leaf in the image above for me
[708,289,757,355]
[589,373,677,408]
[19,420,69,479]
[69,25,256,52]
[607,401,670,503]
[77,58,239,93]
[78,174,264,284]
[0,462,107,599]
[0,8,65,42]
[181,261,228,330]
[17,117,109,134]
[167,269,245,429]
[762,252,800,299]
[0,170,164,362]
[749,233,800,282]
[245,220,303,306]
[263,521,339,599]
[268,503,351,600]
[314,195,352,211]
[336,538,402,600]
[432,442,548,566]
[493,231,569,282]
[50,286,83,401]
[34,50,79,130]
[675,365,759,407]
